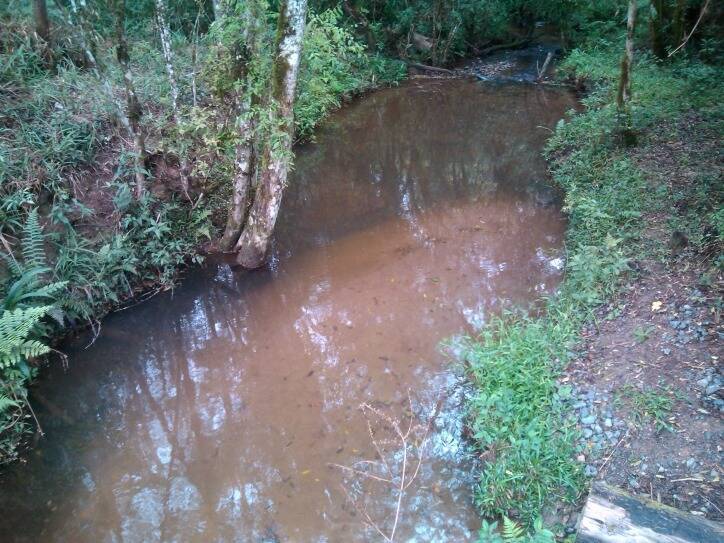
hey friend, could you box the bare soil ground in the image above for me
[565,113,723,521]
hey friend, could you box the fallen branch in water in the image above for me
[406,62,455,75]
[536,52,554,82]
[479,38,530,57]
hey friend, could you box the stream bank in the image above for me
[463,42,722,539]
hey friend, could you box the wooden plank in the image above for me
[577,482,724,542]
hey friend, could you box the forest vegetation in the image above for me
[0,0,722,539]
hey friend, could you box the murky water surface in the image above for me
[0,77,577,542]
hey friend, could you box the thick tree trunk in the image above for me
[234,0,308,268]
[155,0,191,197]
[219,98,254,250]
[617,0,637,110]
[672,0,687,45]
[115,0,148,198]
[211,0,223,21]
[219,1,262,251]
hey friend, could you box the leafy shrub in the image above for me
[297,7,405,138]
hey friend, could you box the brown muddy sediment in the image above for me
[0,78,577,542]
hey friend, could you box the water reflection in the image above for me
[0,79,577,542]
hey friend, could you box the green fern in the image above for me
[0,306,53,369]
[0,395,20,412]
[20,209,47,271]
[503,517,526,541]
[477,517,556,543]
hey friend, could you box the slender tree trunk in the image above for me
[219,103,254,250]
[649,0,666,58]
[190,4,203,108]
[33,0,53,68]
[114,0,148,198]
[617,0,638,111]
[235,0,308,268]
[211,0,223,21]
[672,0,687,45]
[32,0,51,45]
[155,0,191,197]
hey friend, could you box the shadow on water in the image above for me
[0,76,577,542]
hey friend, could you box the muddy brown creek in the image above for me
[0,75,577,542]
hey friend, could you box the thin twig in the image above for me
[390,425,407,542]
[334,390,445,541]
[84,319,102,349]
[329,463,393,485]
[599,429,628,475]
[20,392,44,437]
[339,483,393,542]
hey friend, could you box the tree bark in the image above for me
[219,0,263,251]
[32,0,51,44]
[234,0,308,268]
[617,0,637,111]
[672,0,687,46]
[578,482,724,542]
[114,0,148,199]
[155,0,191,197]
[219,98,255,250]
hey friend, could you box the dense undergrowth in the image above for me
[0,2,404,463]
[468,26,722,543]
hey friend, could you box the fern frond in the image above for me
[1,268,62,311]
[0,306,53,369]
[0,250,23,280]
[57,294,92,321]
[0,395,20,413]
[502,517,525,541]
[17,280,67,303]
[21,210,48,270]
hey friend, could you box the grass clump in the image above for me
[614,384,675,433]
[464,308,583,524]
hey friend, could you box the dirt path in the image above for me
[564,113,723,521]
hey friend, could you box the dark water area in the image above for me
[0,76,577,542]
